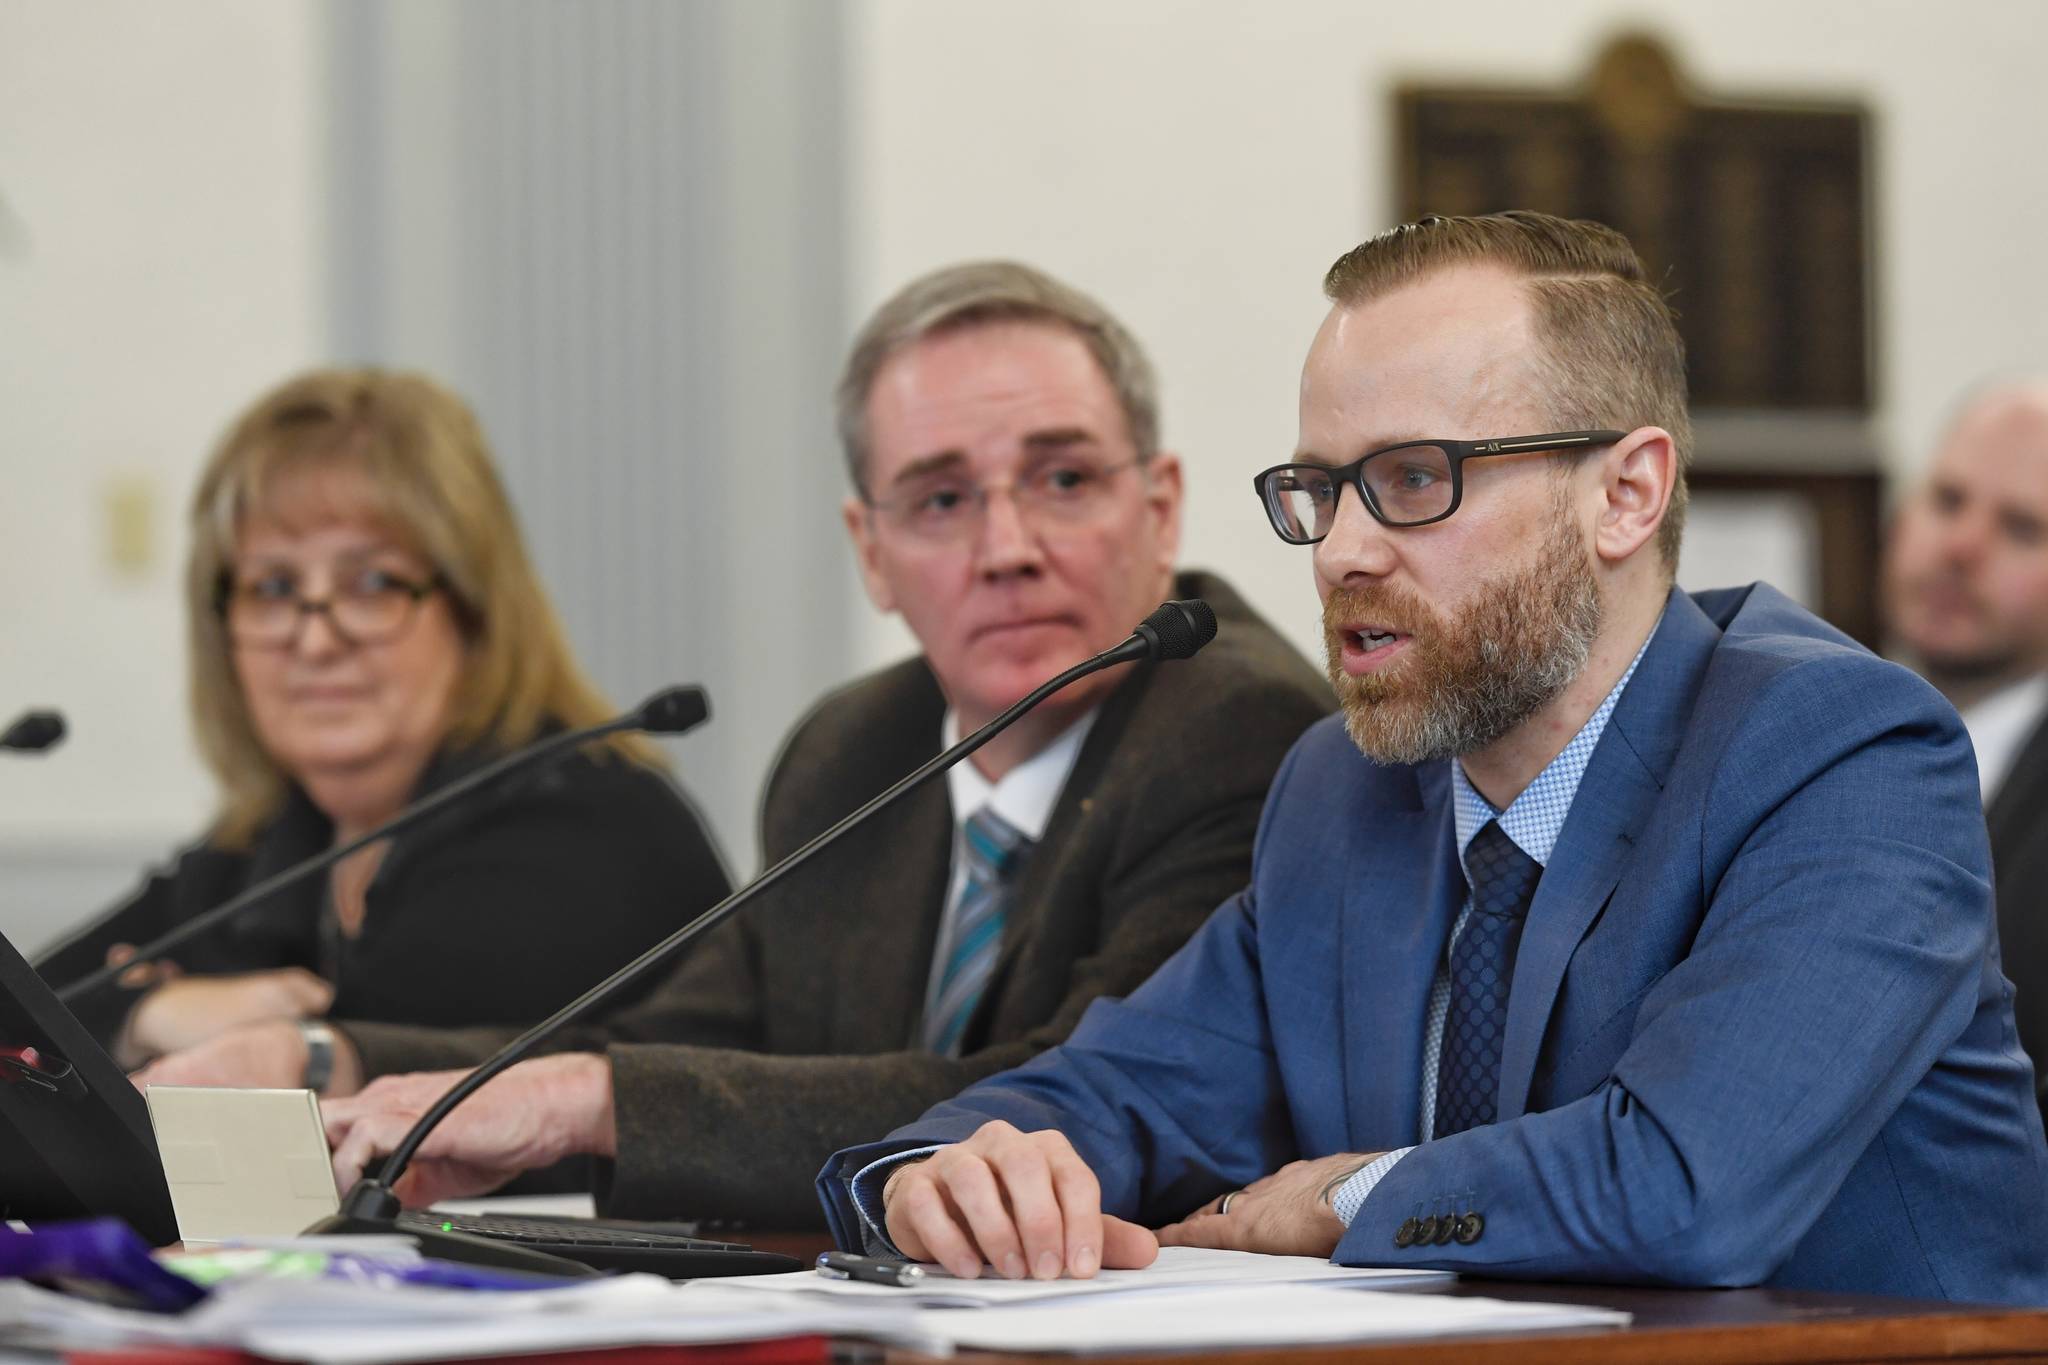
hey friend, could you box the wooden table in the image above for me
[749,1233,2048,1363]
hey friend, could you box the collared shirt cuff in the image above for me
[850,1145,946,1256]
[1330,1147,1413,1227]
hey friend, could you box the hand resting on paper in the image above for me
[1154,1150,1386,1258]
[880,1120,1159,1281]
[883,1121,1389,1279]
[320,1053,616,1204]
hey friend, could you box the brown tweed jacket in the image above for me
[342,570,1332,1226]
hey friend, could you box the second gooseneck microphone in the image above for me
[55,686,711,1007]
[311,599,1219,1274]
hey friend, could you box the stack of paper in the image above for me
[720,1244,1453,1306]
[904,1284,1628,1354]
[0,1275,886,1364]
[719,1247,1628,1355]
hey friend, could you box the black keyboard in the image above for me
[395,1210,804,1279]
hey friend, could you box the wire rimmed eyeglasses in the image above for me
[865,458,1143,544]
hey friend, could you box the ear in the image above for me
[1141,452,1186,574]
[841,495,898,614]
[1590,427,1675,567]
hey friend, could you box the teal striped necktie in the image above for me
[923,807,1031,1056]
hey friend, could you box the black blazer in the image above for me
[344,570,1334,1226]
[1990,706,2048,1113]
[35,739,733,1050]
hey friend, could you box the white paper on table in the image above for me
[0,1274,1628,1363]
[0,1274,916,1365]
[897,1283,1631,1353]
[0,1280,207,1352]
[427,1193,596,1219]
[238,1284,913,1365]
[718,1244,1451,1308]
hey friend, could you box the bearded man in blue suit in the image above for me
[819,212,2048,1304]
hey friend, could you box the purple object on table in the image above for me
[0,1218,205,1312]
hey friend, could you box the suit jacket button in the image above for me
[1393,1218,1417,1248]
[1412,1215,1438,1245]
[1455,1213,1485,1245]
[1431,1215,1457,1245]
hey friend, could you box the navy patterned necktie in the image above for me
[1433,820,1544,1139]
[922,807,1031,1057]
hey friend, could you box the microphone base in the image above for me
[302,1198,597,1280]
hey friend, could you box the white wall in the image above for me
[0,2,326,947]
[842,0,2048,669]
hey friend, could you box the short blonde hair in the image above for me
[187,368,656,845]
[835,261,1160,492]
[1323,211,1691,567]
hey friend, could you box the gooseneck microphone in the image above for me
[1,710,66,754]
[1096,598,1216,668]
[56,686,710,1007]
[310,599,1219,1275]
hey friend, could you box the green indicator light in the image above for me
[442,1221,454,1232]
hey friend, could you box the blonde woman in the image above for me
[37,370,729,1084]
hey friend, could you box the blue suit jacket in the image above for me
[820,585,2048,1304]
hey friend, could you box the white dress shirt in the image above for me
[1959,674,2048,804]
[922,708,1100,1017]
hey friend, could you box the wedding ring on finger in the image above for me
[1217,1190,1241,1215]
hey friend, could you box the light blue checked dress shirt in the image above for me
[1329,615,1660,1225]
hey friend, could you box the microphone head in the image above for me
[0,710,66,753]
[634,685,711,736]
[1136,599,1218,662]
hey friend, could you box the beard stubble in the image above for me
[1323,500,1604,765]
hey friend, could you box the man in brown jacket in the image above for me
[141,262,1332,1227]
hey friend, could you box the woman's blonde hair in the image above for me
[187,367,657,846]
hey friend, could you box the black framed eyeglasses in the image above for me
[1251,430,1625,544]
[215,567,445,649]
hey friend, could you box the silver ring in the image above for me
[1217,1190,1240,1215]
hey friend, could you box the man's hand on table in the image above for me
[880,1119,1159,1282]
[1155,1151,1384,1258]
[321,1053,617,1205]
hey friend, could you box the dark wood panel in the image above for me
[1394,33,1874,413]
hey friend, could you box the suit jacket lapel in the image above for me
[1342,763,1461,1150]
[1497,589,1721,1120]
[817,677,958,1054]
[873,781,958,1051]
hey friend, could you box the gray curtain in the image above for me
[327,0,855,874]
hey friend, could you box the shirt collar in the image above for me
[942,707,1100,842]
[1958,672,2048,800]
[1451,611,1663,869]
